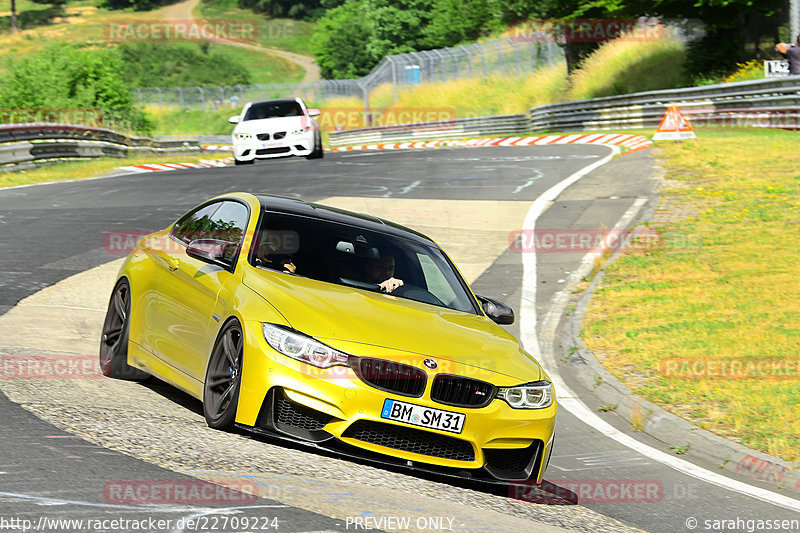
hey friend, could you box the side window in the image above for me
[171,203,220,245]
[206,202,249,261]
[417,253,458,307]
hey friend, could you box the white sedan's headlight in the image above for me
[234,133,252,140]
[497,381,553,409]
[291,127,309,135]
[262,323,349,368]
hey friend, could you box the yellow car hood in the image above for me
[243,269,542,384]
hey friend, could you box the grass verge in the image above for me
[0,152,230,188]
[583,127,800,462]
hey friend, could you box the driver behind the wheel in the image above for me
[365,253,403,293]
[255,231,296,273]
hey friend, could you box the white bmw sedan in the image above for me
[230,97,323,165]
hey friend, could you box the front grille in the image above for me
[256,147,291,155]
[352,357,426,397]
[275,394,331,431]
[430,374,495,408]
[256,133,270,140]
[273,131,287,139]
[342,420,475,462]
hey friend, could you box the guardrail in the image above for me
[529,77,800,131]
[327,114,529,147]
[327,78,800,146]
[0,123,201,172]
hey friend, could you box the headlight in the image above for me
[291,127,309,135]
[234,133,252,140]
[262,323,349,368]
[496,381,553,409]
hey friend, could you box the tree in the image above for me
[10,0,18,32]
[425,0,505,48]
[312,1,380,78]
[312,0,435,79]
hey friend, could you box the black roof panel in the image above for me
[255,194,435,246]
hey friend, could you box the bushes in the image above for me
[0,44,151,133]
[723,60,764,83]
[118,43,252,88]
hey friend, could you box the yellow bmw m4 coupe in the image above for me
[100,192,556,483]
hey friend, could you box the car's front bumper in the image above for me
[236,323,557,483]
[232,132,315,160]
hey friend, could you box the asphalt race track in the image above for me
[1,145,799,533]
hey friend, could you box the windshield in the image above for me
[244,101,303,121]
[249,211,479,314]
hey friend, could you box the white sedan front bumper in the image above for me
[233,131,315,161]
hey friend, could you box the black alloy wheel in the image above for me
[203,320,244,430]
[99,279,150,380]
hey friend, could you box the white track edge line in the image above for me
[519,144,800,512]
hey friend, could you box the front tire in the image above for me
[306,134,324,159]
[99,279,150,380]
[234,158,254,166]
[203,320,244,430]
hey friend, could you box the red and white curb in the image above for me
[327,133,652,155]
[131,133,650,173]
[115,158,233,174]
[200,145,234,151]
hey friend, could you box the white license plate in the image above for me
[261,142,282,148]
[381,399,465,434]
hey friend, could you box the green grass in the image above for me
[0,152,230,188]
[0,0,303,84]
[583,128,800,462]
[197,0,316,55]
[569,38,690,100]
[146,105,237,135]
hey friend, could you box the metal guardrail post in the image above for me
[507,37,521,77]
[430,49,446,81]
[490,40,503,74]
[445,47,460,79]
[387,56,398,103]
[460,45,473,78]
[473,43,486,78]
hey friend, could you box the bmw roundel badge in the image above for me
[423,358,438,370]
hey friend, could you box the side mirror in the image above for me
[186,239,237,270]
[228,115,240,124]
[307,108,321,117]
[476,295,515,325]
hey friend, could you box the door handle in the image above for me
[168,257,180,271]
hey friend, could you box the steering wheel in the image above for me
[389,283,446,307]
